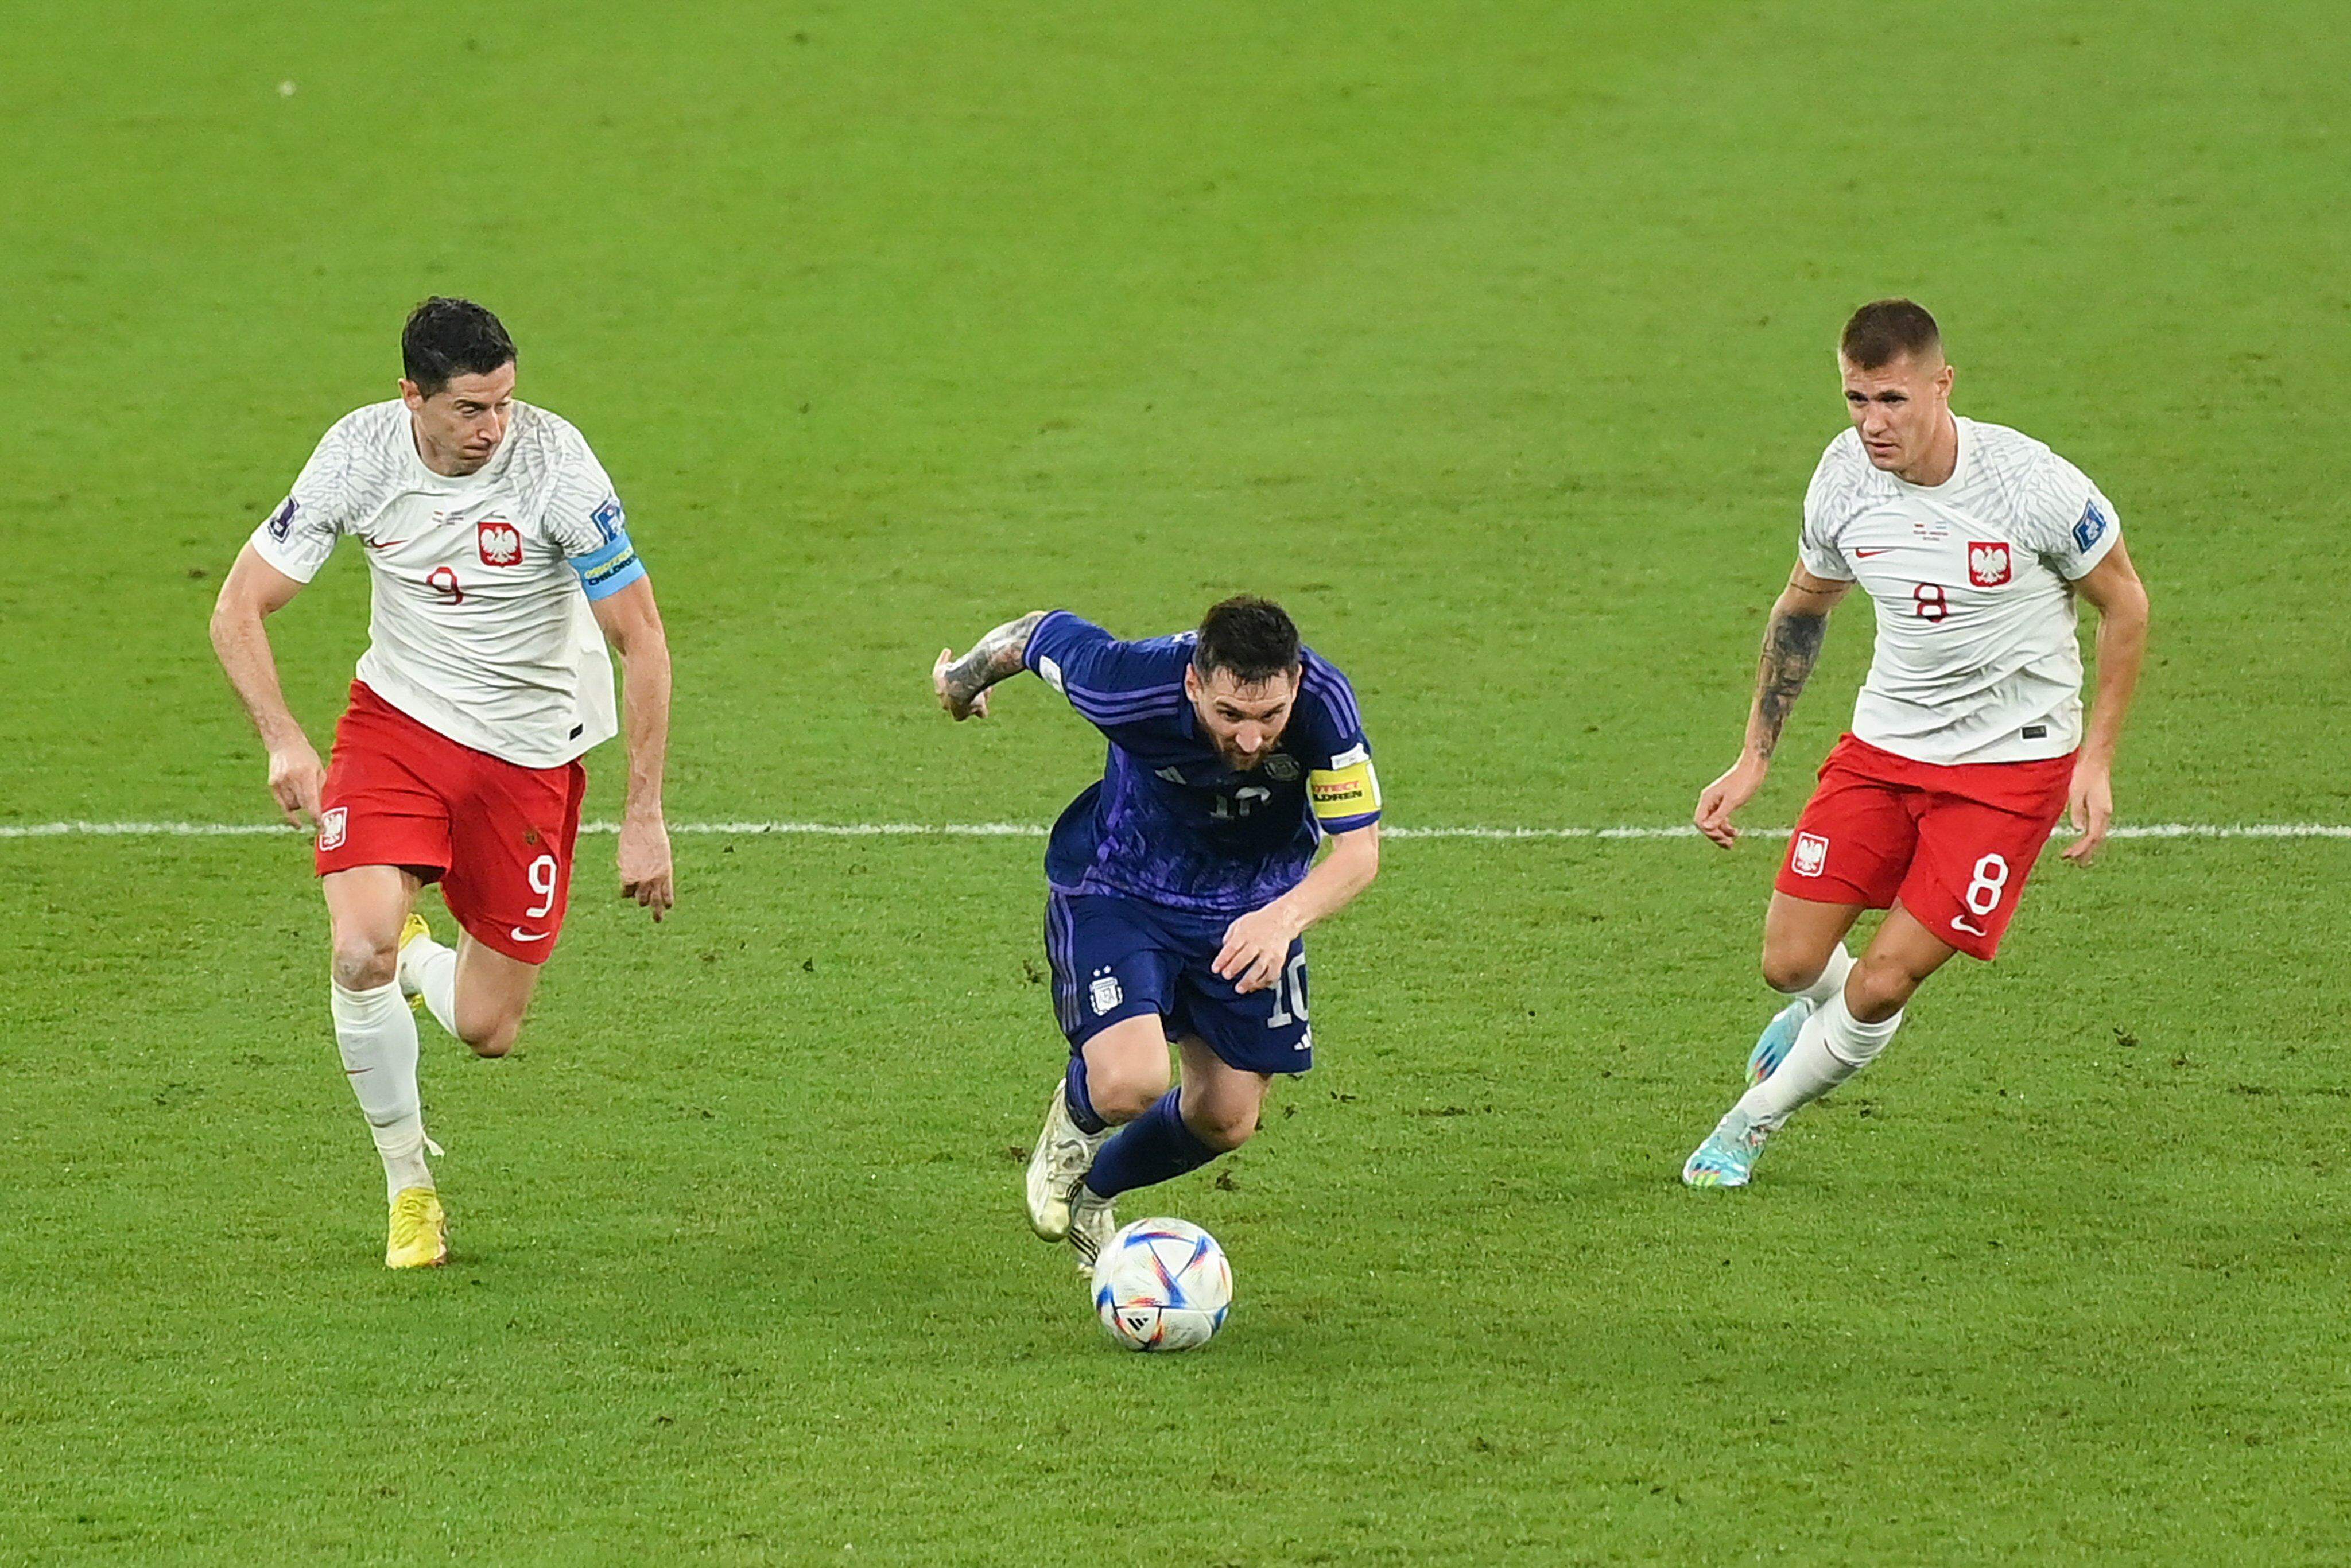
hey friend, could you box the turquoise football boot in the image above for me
[1681,1109,1770,1188]
[1747,999,1813,1086]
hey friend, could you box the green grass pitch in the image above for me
[6,2,2350,1561]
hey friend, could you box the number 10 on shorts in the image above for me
[1264,953,1309,1027]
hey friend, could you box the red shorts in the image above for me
[315,682,588,965]
[1775,734,2074,961]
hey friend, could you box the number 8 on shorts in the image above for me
[1964,852,2011,916]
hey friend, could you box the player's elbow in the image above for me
[610,624,669,680]
[595,581,666,659]
[2086,569,2150,633]
[208,586,259,657]
[209,561,276,642]
[2112,580,2151,631]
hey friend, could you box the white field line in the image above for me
[3,819,2350,843]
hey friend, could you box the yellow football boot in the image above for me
[398,912,432,1014]
[386,1186,448,1268]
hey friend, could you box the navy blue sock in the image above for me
[1063,1054,1107,1135]
[1083,1090,1217,1198]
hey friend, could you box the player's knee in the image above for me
[1845,959,1917,1024]
[1088,1055,1171,1122]
[329,931,398,991]
[1189,1104,1258,1154]
[457,1014,523,1058]
[1760,944,1826,996]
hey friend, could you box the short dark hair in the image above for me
[1193,596,1302,686]
[1839,298,1942,370]
[401,297,517,394]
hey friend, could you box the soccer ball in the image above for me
[1091,1217,1232,1352]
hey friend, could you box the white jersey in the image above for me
[1799,417,2122,766]
[250,401,643,769]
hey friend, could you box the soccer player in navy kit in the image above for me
[932,597,1383,1270]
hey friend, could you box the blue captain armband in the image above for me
[571,529,647,601]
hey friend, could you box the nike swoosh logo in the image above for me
[1853,548,1894,558]
[509,927,552,942]
[1950,915,1987,936]
[363,538,408,550]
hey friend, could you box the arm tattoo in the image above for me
[1750,609,1828,760]
[941,610,1046,707]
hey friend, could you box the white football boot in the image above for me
[1066,1183,1118,1275]
[1025,1083,1111,1242]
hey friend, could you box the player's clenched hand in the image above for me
[1695,754,1768,849]
[2062,757,2113,865]
[266,737,327,828]
[933,647,990,721]
[1214,906,1298,995]
[618,815,675,921]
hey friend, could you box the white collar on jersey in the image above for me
[401,413,509,491]
[1886,414,1971,496]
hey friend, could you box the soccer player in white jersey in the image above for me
[208,298,675,1264]
[1681,299,2150,1187]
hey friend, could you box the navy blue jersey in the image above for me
[1023,611,1382,916]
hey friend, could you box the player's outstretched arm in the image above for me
[1214,824,1380,994]
[208,544,326,827]
[1694,565,1850,849]
[2060,540,2150,867]
[591,577,676,920]
[932,610,1047,721]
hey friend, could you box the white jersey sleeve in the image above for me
[249,413,381,581]
[1796,435,1858,582]
[2014,448,2123,581]
[527,420,648,601]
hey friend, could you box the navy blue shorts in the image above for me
[1043,890,1313,1076]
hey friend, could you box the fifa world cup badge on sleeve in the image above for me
[2073,499,2109,553]
[590,494,626,545]
[1792,832,1829,878]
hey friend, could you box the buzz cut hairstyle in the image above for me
[1839,298,1943,371]
[401,296,517,395]
[1193,595,1302,687]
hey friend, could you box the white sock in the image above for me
[1787,944,1856,1009]
[332,979,434,1200]
[400,934,459,1037]
[1735,991,1903,1128]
